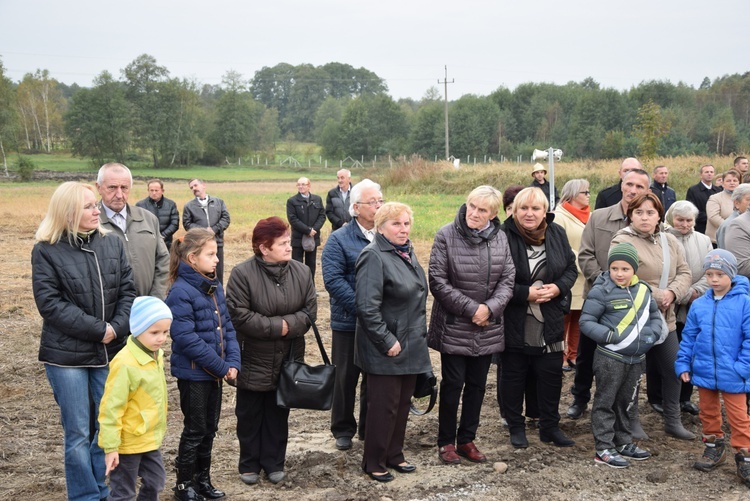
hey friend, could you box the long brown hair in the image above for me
[168,228,216,285]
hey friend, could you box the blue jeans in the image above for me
[45,364,109,501]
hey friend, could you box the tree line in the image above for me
[0,54,748,169]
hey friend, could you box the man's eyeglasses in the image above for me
[359,199,385,207]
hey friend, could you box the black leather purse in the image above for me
[276,312,335,411]
[410,370,438,415]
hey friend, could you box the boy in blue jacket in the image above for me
[675,249,750,487]
[580,243,662,468]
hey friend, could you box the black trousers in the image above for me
[216,245,224,285]
[438,353,492,446]
[177,380,222,464]
[235,388,290,475]
[500,350,563,434]
[647,321,693,404]
[570,331,597,405]
[330,329,367,439]
[292,246,317,281]
[362,373,416,473]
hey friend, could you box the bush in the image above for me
[16,156,35,182]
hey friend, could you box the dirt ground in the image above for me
[3,181,750,500]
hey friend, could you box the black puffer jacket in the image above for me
[135,196,179,248]
[32,231,136,366]
[226,257,317,391]
[428,205,515,356]
[502,214,577,350]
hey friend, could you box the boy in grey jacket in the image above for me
[580,243,663,468]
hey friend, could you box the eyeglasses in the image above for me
[83,203,99,211]
[359,199,385,207]
[579,191,591,196]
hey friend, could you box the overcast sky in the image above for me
[1,0,747,100]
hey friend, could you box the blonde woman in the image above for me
[32,182,136,501]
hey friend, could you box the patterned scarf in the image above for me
[512,216,547,246]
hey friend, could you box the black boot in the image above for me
[195,457,225,499]
[174,459,206,501]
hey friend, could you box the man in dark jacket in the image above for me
[650,166,676,216]
[326,169,353,231]
[136,178,179,249]
[530,163,559,209]
[322,178,382,450]
[595,158,643,210]
[287,177,327,281]
[183,179,231,283]
[686,164,722,235]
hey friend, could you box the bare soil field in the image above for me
[2,180,750,500]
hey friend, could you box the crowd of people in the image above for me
[30,157,750,499]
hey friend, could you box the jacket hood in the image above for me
[454,204,502,243]
[177,260,218,293]
[621,223,664,243]
[707,274,750,299]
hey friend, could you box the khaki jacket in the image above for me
[554,204,586,310]
[611,225,692,332]
[578,203,629,299]
[705,191,733,243]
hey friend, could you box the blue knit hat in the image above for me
[703,249,737,279]
[129,296,173,337]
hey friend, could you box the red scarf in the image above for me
[562,201,590,224]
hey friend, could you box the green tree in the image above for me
[449,95,500,158]
[337,95,408,157]
[210,71,259,162]
[0,59,18,175]
[633,100,671,159]
[409,100,443,158]
[65,71,131,165]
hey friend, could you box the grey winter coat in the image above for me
[428,205,515,356]
[354,233,431,376]
[325,185,352,231]
[182,196,231,246]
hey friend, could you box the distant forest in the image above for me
[0,54,748,167]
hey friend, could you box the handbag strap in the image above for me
[659,231,670,290]
[295,311,331,366]
[409,389,437,416]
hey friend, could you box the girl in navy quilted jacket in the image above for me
[675,249,750,487]
[165,228,240,500]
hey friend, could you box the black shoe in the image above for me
[681,401,700,415]
[510,431,529,449]
[650,402,664,414]
[366,471,394,482]
[335,437,353,450]
[388,463,417,473]
[566,402,586,420]
[540,428,576,447]
[195,462,225,499]
[173,482,206,501]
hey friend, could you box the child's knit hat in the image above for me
[703,249,737,279]
[608,242,639,272]
[129,296,173,337]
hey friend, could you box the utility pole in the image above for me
[438,66,454,160]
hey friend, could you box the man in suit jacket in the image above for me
[287,177,327,281]
[685,164,722,235]
[183,178,231,283]
[594,157,643,210]
[326,169,353,231]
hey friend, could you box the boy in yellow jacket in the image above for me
[99,296,171,501]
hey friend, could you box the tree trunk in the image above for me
[1,140,7,177]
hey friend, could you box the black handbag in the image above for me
[276,312,335,410]
[410,370,437,416]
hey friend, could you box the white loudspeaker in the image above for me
[532,149,548,161]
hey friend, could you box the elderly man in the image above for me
[594,158,642,209]
[183,178,231,283]
[718,184,750,250]
[96,163,169,299]
[287,177,326,280]
[725,195,750,278]
[686,164,722,235]
[568,167,651,436]
[322,179,383,450]
[326,169,354,231]
[650,165,676,214]
[136,178,179,249]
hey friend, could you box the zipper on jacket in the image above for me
[80,237,110,365]
[712,299,718,389]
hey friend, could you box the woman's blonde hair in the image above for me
[168,228,216,285]
[374,202,413,230]
[35,182,106,244]
[512,187,549,213]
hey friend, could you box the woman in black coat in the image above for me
[32,182,136,501]
[355,202,432,482]
[501,187,577,449]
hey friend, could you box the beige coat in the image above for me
[666,227,712,324]
[578,202,629,298]
[554,204,586,310]
[611,225,692,332]
[706,190,733,243]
